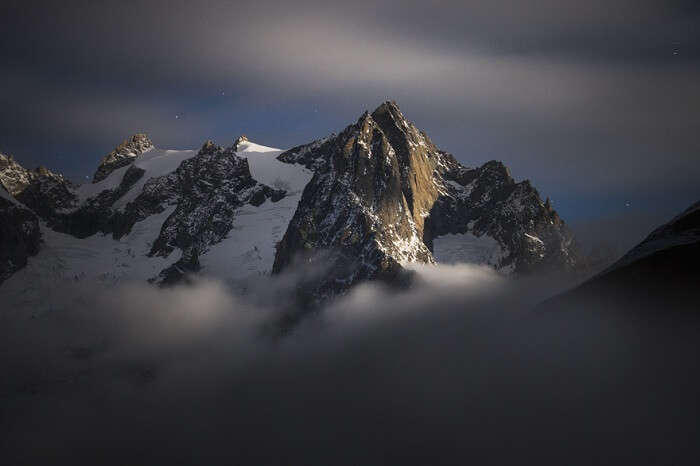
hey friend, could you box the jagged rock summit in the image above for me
[233,135,249,151]
[93,133,153,182]
[273,103,438,295]
[274,101,578,294]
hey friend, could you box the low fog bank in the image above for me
[1,264,699,465]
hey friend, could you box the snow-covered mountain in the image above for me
[0,101,578,306]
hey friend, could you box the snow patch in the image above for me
[197,140,314,284]
[433,232,505,268]
[236,142,312,194]
[524,233,544,245]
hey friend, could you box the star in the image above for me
[175,115,179,119]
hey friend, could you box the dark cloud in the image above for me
[1,266,699,464]
[1,0,698,220]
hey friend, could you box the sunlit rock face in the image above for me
[273,105,434,298]
[93,133,153,182]
[274,101,578,296]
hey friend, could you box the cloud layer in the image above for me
[2,264,699,464]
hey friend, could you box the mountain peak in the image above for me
[274,101,579,294]
[93,133,153,182]
[373,100,402,115]
[233,135,249,151]
[200,140,219,154]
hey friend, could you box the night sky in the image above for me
[1,0,699,224]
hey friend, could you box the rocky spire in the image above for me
[272,103,437,296]
[93,133,153,182]
[274,100,580,297]
[370,100,442,237]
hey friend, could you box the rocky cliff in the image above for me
[93,133,153,182]
[274,102,578,294]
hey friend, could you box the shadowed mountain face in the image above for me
[274,101,578,295]
[0,153,77,219]
[544,200,700,314]
[0,101,578,297]
[0,186,40,284]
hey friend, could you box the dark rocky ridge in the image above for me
[0,153,77,218]
[426,159,577,273]
[58,164,147,238]
[114,141,285,284]
[609,200,700,272]
[92,133,153,182]
[274,101,578,294]
[0,187,41,284]
[543,200,700,315]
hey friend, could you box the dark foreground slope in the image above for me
[543,200,700,315]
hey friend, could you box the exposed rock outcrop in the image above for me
[232,135,249,151]
[273,107,434,298]
[274,101,578,296]
[92,133,153,182]
[427,159,577,273]
[113,141,285,284]
[0,153,77,217]
[0,186,41,284]
[60,165,146,238]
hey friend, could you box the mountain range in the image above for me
[0,102,579,308]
